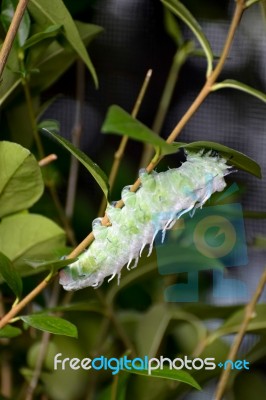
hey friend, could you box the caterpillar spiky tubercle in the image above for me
[59,151,231,291]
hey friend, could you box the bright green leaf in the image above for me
[0,213,65,277]
[126,366,201,390]
[20,314,78,337]
[181,140,261,178]
[23,24,62,50]
[0,252,22,298]
[0,324,22,338]
[43,128,109,198]
[161,0,213,76]
[101,105,180,156]
[1,0,31,47]
[0,141,44,218]
[212,79,266,104]
[28,0,100,86]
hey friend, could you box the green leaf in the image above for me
[43,128,109,198]
[20,314,78,337]
[126,366,201,390]
[28,0,100,86]
[136,304,171,358]
[163,8,183,47]
[0,22,102,104]
[212,79,266,103]
[161,0,213,76]
[1,0,31,47]
[0,213,65,277]
[101,105,180,156]
[245,0,261,8]
[42,301,106,315]
[0,45,21,106]
[23,24,62,50]
[0,324,22,338]
[38,119,60,133]
[31,21,102,92]
[0,252,22,298]
[24,257,77,272]
[209,304,266,342]
[0,141,44,218]
[181,140,261,178]
[98,373,129,400]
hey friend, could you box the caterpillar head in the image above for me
[59,263,105,291]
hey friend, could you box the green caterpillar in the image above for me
[59,151,230,291]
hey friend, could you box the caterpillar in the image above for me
[59,150,231,291]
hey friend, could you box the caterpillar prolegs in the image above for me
[59,151,231,291]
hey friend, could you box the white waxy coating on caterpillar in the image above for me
[59,151,231,291]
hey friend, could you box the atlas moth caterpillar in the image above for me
[59,150,231,291]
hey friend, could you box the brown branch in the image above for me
[98,69,153,216]
[0,0,30,79]
[38,154,57,167]
[0,275,52,330]
[214,268,266,400]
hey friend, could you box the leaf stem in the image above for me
[65,59,85,219]
[22,77,45,159]
[0,0,30,79]
[214,267,266,400]
[140,41,194,167]
[98,69,153,216]
[0,273,54,330]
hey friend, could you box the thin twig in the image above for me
[25,282,60,400]
[0,0,30,78]
[65,59,85,219]
[0,275,53,329]
[38,154,57,167]
[140,42,193,167]
[214,268,266,400]
[98,69,153,216]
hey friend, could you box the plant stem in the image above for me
[98,69,153,216]
[0,274,53,330]
[140,42,194,167]
[214,268,266,400]
[38,154,57,167]
[0,0,30,79]
[22,73,76,245]
[22,78,45,159]
[25,281,60,400]
[65,59,85,219]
